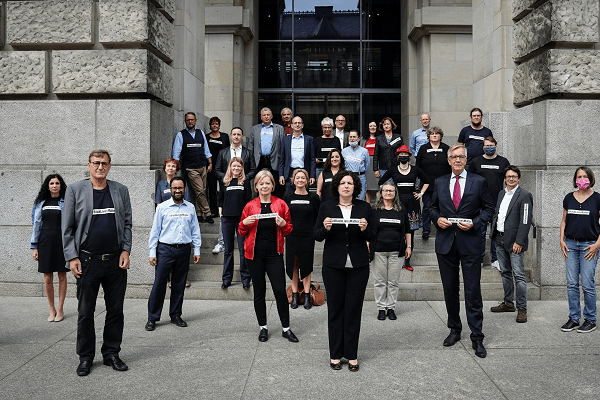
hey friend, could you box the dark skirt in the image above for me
[285,235,315,279]
[399,194,422,231]
[38,228,68,273]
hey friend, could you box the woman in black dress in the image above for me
[283,169,321,309]
[316,149,345,202]
[31,174,68,322]
[379,145,429,271]
[314,170,375,371]
[205,116,230,217]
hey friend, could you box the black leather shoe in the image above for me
[387,309,397,320]
[472,340,487,358]
[282,329,299,342]
[197,215,206,223]
[103,355,128,371]
[303,293,312,310]
[290,292,299,309]
[170,316,188,327]
[205,216,214,224]
[348,362,360,372]
[77,360,92,376]
[243,284,250,290]
[377,310,386,320]
[443,332,461,347]
[330,360,342,371]
[145,320,156,331]
[258,328,268,342]
[221,283,230,289]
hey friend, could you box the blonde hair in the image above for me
[292,168,309,185]
[223,157,245,186]
[254,169,275,192]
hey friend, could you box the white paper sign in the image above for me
[447,218,473,224]
[567,209,590,216]
[331,218,361,225]
[481,165,499,169]
[255,213,278,219]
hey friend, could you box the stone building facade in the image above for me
[1,0,599,298]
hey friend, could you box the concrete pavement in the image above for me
[1,296,599,399]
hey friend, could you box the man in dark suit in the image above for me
[62,149,132,376]
[278,116,316,192]
[215,127,257,181]
[247,107,285,196]
[334,114,350,148]
[429,144,494,358]
[490,165,533,323]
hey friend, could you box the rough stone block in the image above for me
[52,50,173,104]
[150,0,175,21]
[7,0,92,44]
[512,0,539,20]
[0,100,97,166]
[0,52,46,94]
[99,0,174,61]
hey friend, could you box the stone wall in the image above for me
[0,52,46,93]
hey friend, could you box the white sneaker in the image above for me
[491,260,500,271]
[212,243,224,254]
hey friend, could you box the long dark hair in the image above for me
[323,149,346,171]
[34,174,67,205]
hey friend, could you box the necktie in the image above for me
[453,175,461,210]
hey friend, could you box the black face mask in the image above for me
[398,156,410,164]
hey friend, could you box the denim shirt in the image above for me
[30,198,65,249]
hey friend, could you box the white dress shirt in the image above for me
[448,170,467,199]
[497,185,519,232]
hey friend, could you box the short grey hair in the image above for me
[447,144,467,158]
[321,117,334,127]
[281,107,292,115]
[260,107,272,116]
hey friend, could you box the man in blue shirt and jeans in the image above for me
[146,177,202,332]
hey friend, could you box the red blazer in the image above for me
[238,196,293,260]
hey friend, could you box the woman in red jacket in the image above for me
[239,170,297,343]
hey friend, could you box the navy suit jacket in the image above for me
[429,172,494,255]
[278,134,316,180]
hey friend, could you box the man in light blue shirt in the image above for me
[248,107,285,196]
[278,116,316,192]
[410,113,431,156]
[146,177,202,331]
[342,130,370,200]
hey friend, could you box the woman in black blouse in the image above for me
[316,149,345,202]
[559,166,600,333]
[416,127,451,240]
[314,170,375,372]
[373,117,403,180]
[370,183,411,321]
[379,145,429,271]
[283,169,320,309]
[218,157,252,289]
[205,116,230,217]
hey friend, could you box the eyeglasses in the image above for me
[505,175,519,180]
[292,122,303,125]
[336,119,345,122]
[382,189,395,193]
[90,162,109,168]
[185,119,196,122]
[471,115,482,118]
[449,155,466,160]
[171,187,185,191]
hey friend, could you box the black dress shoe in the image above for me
[77,360,92,376]
[377,310,386,320]
[145,320,156,331]
[330,361,342,371]
[387,309,397,320]
[443,332,461,347]
[258,328,268,342]
[103,355,128,371]
[472,340,487,358]
[282,329,299,342]
[197,215,206,223]
[290,292,299,309]
[221,283,230,289]
[303,293,312,310]
[205,216,214,224]
[348,362,360,372]
[243,284,250,290]
[170,316,188,327]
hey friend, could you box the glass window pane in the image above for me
[294,42,360,88]
[363,0,401,40]
[259,42,292,88]
[362,93,401,134]
[259,0,292,40]
[363,42,401,89]
[293,1,360,40]
[257,94,293,126]
[294,94,359,138]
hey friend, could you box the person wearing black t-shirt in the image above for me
[317,149,346,203]
[370,183,411,321]
[205,116,230,217]
[313,117,342,180]
[62,150,132,377]
[283,169,320,309]
[559,167,600,333]
[468,136,510,269]
[457,108,493,165]
[218,157,252,289]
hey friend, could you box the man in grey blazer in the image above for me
[247,107,285,196]
[490,165,533,323]
[62,149,132,376]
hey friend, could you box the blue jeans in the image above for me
[564,238,597,323]
[357,174,366,200]
[422,191,432,235]
[481,220,497,263]
[221,216,250,286]
[494,236,527,310]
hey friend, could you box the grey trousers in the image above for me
[372,252,404,310]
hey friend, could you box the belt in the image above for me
[357,171,365,175]
[80,249,120,261]
[495,230,504,237]
[159,242,190,249]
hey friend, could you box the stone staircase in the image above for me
[182,217,541,301]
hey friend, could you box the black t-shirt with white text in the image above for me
[458,126,493,163]
[468,154,510,205]
[563,191,600,242]
[82,186,120,254]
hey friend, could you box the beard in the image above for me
[472,121,481,127]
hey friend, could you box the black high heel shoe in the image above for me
[290,292,299,309]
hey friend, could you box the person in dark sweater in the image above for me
[313,117,342,180]
[457,107,493,165]
[205,116,230,217]
[370,183,411,321]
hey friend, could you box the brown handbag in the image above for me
[287,281,325,306]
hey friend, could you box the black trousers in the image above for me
[246,248,289,328]
[206,169,219,215]
[322,265,369,360]
[221,216,250,286]
[147,243,190,321]
[76,254,127,362]
[436,238,484,341]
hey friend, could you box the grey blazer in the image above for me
[491,186,533,252]
[62,179,133,261]
[248,123,285,170]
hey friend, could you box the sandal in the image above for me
[330,360,342,371]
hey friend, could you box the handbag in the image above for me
[286,280,325,306]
